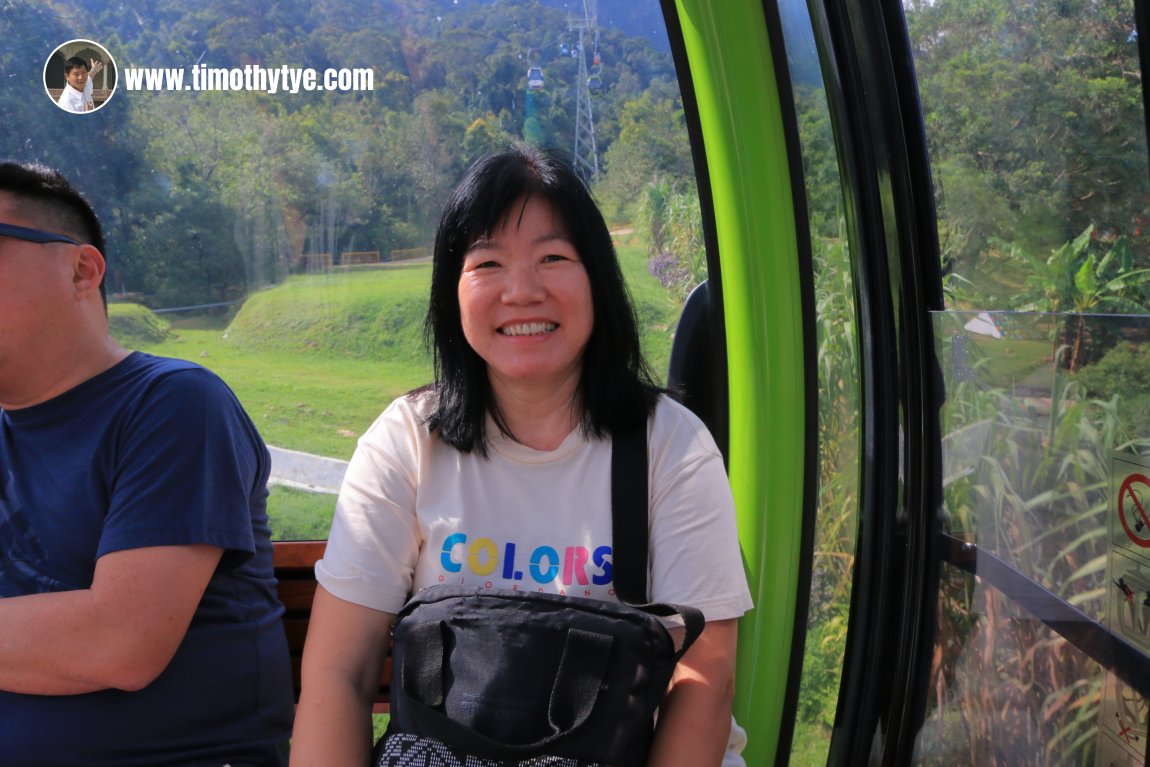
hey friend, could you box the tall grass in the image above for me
[920,314,1150,766]
[792,232,863,760]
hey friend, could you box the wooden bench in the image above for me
[272,540,391,712]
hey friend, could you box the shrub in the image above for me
[108,303,173,347]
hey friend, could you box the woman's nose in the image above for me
[501,265,545,304]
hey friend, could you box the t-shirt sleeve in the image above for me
[315,399,423,615]
[96,368,266,560]
[648,399,754,622]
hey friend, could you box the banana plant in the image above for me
[997,226,1150,370]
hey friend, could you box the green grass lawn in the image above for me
[267,485,337,541]
[141,327,425,460]
[112,238,683,540]
[615,231,680,378]
[116,238,682,463]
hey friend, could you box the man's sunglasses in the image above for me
[0,222,82,246]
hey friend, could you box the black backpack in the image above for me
[374,420,705,767]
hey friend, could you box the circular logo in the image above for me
[44,39,118,114]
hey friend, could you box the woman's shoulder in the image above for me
[649,394,723,461]
[650,393,713,436]
[359,387,438,446]
[390,386,438,419]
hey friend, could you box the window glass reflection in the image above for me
[777,0,864,761]
[1,2,697,541]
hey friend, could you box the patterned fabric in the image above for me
[374,733,603,767]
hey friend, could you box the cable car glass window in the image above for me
[776,0,864,761]
[2,1,698,543]
[906,1,1150,762]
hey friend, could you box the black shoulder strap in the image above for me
[610,418,648,605]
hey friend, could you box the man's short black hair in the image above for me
[425,144,658,454]
[63,56,90,74]
[0,161,107,304]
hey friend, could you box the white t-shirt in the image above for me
[56,80,94,112]
[318,391,752,621]
[318,391,753,764]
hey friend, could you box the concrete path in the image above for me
[267,445,348,494]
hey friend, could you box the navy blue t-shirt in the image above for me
[0,352,294,766]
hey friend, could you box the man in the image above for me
[0,161,294,765]
[57,56,99,112]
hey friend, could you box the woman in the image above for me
[290,146,752,766]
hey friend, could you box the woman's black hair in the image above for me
[425,144,659,454]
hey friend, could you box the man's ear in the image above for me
[73,243,106,299]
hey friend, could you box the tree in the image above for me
[4,0,687,309]
[1001,226,1150,369]
[906,0,1147,279]
[596,89,693,219]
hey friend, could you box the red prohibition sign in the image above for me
[1118,473,1150,548]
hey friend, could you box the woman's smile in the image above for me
[498,321,559,337]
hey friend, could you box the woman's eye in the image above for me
[542,254,570,263]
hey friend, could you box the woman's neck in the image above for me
[489,374,582,451]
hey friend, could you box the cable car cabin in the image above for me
[16,1,1150,764]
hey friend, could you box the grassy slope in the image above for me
[114,236,680,464]
[615,231,679,379]
[112,240,680,541]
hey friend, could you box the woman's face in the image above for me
[457,195,593,398]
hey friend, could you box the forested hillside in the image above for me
[1,0,694,307]
[7,1,1141,319]
[904,0,1149,304]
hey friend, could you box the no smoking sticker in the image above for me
[1112,457,1150,561]
[1118,473,1150,549]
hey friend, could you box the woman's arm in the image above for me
[647,618,739,767]
[290,585,395,767]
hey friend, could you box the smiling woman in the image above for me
[290,146,752,767]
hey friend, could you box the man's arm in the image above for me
[647,618,740,767]
[0,544,222,694]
